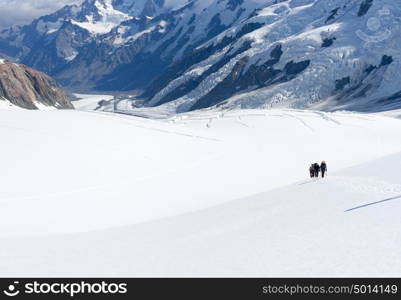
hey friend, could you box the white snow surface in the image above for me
[0,98,20,110]
[72,1,131,35]
[71,0,190,35]
[1,106,401,277]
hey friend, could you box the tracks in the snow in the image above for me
[297,175,401,212]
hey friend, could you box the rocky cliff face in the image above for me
[0,60,73,109]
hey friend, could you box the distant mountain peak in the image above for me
[1,0,400,113]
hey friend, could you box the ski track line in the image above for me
[192,111,324,132]
[336,114,376,122]
[298,178,321,185]
[283,113,315,132]
[235,116,251,128]
[0,152,226,203]
[174,110,375,128]
[313,111,342,125]
[79,111,222,142]
[178,112,267,123]
[115,119,222,142]
[332,176,401,196]
[138,125,221,142]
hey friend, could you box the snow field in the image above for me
[1,107,401,276]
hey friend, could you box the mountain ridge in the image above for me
[0,59,73,109]
[0,0,400,113]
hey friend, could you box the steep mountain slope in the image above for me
[0,59,72,109]
[1,0,400,112]
[143,0,401,112]
[1,108,401,276]
[0,0,190,78]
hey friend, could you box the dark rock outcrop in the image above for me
[358,0,374,17]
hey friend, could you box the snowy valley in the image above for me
[1,102,401,276]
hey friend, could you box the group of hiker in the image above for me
[309,161,327,178]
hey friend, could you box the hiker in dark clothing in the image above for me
[313,163,320,178]
[321,161,327,178]
[309,164,315,178]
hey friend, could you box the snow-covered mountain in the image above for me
[1,0,400,112]
[0,59,72,109]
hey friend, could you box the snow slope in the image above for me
[1,108,401,276]
[0,99,20,110]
